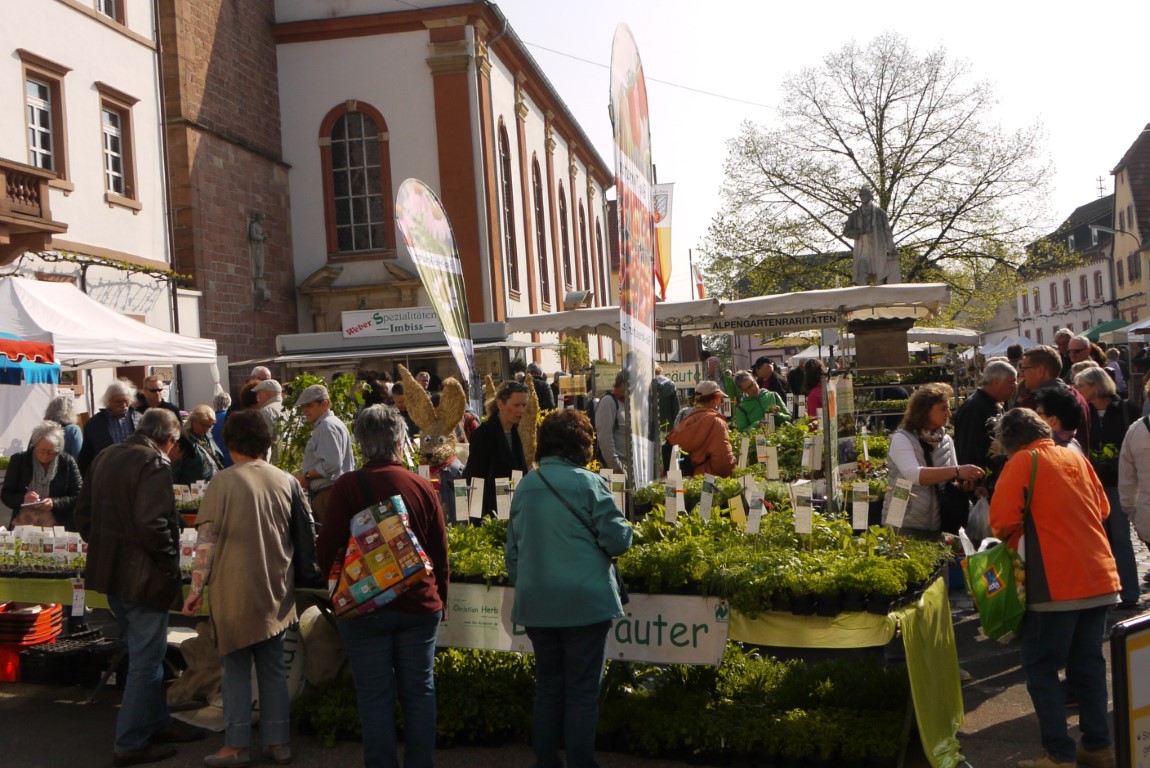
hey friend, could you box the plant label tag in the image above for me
[764,412,775,435]
[861,426,870,464]
[675,478,686,514]
[71,576,85,616]
[495,478,512,520]
[852,481,870,530]
[746,499,764,534]
[611,472,626,511]
[755,436,768,464]
[510,470,523,489]
[801,436,814,469]
[669,444,681,470]
[792,481,813,534]
[765,445,779,480]
[664,484,677,523]
[811,436,824,471]
[786,393,795,413]
[452,480,469,523]
[700,475,716,521]
[728,495,746,529]
[417,464,431,480]
[599,468,613,478]
[738,436,750,470]
[886,477,914,529]
[797,396,807,419]
[469,478,485,519]
[748,486,764,517]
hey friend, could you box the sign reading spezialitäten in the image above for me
[710,313,839,333]
[341,307,442,339]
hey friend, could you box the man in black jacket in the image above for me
[953,360,1016,473]
[752,356,790,399]
[78,380,143,477]
[75,409,204,765]
[526,363,556,410]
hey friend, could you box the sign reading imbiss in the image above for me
[341,307,442,339]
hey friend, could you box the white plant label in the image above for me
[852,481,870,530]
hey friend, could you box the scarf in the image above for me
[917,427,947,449]
[30,454,59,498]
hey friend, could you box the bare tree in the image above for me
[701,32,1051,318]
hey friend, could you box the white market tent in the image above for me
[503,298,720,340]
[978,335,1037,358]
[0,277,218,369]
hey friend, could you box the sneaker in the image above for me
[1076,743,1116,768]
[1017,754,1075,768]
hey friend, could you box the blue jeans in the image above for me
[525,621,611,768]
[107,595,172,755]
[337,610,440,768]
[1020,607,1111,762]
[1104,486,1140,603]
[220,631,290,749]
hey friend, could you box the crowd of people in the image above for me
[6,341,1148,768]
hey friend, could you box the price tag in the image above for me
[665,484,677,523]
[469,478,485,519]
[886,477,914,529]
[699,474,716,521]
[746,498,764,535]
[765,445,779,480]
[495,478,511,520]
[738,435,750,470]
[452,480,469,523]
[417,464,431,480]
[728,496,747,529]
[852,481,870,530]
[792,481,813,534]
[71,577,85,618]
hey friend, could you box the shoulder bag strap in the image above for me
[536,470,596,539]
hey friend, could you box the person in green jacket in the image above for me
[732,370,792,431]
[505,409,632,768]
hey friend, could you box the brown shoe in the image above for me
[1017,754,1075,768]
[112,745,177,767]
[261,744,292,765]
[1077,744,1116,768]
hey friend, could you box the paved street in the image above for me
[1,541,1147,768]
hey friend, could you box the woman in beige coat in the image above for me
[183,410,297,767]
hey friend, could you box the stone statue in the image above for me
[248,211,267,280]
[842,187,900,286]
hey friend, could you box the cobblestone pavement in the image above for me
[2,535,1147,768]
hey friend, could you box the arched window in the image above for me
[558,187,572,288]
[532,158,550,305]
[497,121,520,294]
[578,203,590,293]
[319,102,394,255]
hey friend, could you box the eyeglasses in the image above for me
[34,447,60,457]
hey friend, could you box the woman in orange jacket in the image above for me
[666,381,735,478]
[989,408,1119,768]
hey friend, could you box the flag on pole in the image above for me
[653,183,673,301]
[693,263,706,299]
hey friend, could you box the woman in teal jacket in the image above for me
[505,409,632,768]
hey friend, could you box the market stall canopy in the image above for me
[503,298,720,339]
[0,333,59,385]
[1082,318,1130,342]
[905,326,980,345]
[0,277,218,369]
[978,336,1037,358]
[710,284,950,334]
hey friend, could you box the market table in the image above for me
[0,577,210,615]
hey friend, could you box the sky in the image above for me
[492,0,1149,303]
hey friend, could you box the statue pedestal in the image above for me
[848,318,915,371]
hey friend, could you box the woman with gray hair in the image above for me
[43,394,83,460]
[989,408,1118,768]
[2,420,82,529]
[1074,364,1143,609]
[316,405,449,768]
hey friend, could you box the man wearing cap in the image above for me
[526,362,556,410]
[249,366,272,384]
[667,381,736,478]
[253,379,285,461]
[294,385,354,523]
[752,356,789,400]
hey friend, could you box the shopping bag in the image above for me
[329,494,434,618]
[966,497,992,543]
[962,540,1025,642]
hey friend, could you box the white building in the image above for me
[273,0,615,379]
[1,0,210,407]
